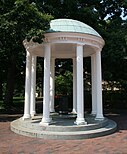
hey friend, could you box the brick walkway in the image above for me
[0,112,127,154]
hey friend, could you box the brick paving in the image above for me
[0,112,127,154]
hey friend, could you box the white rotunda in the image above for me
[11,19,117,139]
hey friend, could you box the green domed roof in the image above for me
[47,19,101,37]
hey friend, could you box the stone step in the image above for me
[17,116,109,132]
[11,119,117,140]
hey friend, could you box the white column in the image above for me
[23,50,32,120]
[75,44,87,125]
[30,55,37,117]
[50,58,55,112]
[91,54,97,115]
[95,50,104,120]
[72,58,77,114]
[40,44,52,125]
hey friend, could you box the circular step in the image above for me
[10,114,117,140]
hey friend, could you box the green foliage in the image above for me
[0,0,52,67]
[0,0,52,46]
[0,0,53,106]
[101,18,127,82]
[55,71,73,95]
[0,0,127,108]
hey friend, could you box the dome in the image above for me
[47,19,101,37]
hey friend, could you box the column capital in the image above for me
[91,53,96,58]
[76,43,84,47]
[32,54,37,57]
[26,49,31,56]
[95,48,102,53]
[51,57,55,60]
[43,42,51,47]
[31,55,37,67]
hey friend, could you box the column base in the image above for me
[30,111,36,117]
[72,109,77,114]
[22,114,31,120]
[50,109,55,113]
[75,118,87,125]
[91,111,96,116]
[95,115,104,121]
[40,117,52,126]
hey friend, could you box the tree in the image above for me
[1,0,127,109]
[43,0,127,89]
[55,70,73,95]
[0,0,52,108]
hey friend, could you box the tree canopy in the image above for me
[39,0,127,88]
[0,0,127,109]
[0,0,52,107]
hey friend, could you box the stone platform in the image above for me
[10,113,117,140]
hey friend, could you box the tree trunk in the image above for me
[4,55,16,108]
[0,80,3,100]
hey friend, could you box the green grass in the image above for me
[0,97,25,110]
[0,97,43,109]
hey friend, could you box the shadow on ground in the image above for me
[0,108,127,133]
[0,114,22,122]
[105,111,127,131]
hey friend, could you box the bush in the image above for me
[55,71,73,95]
